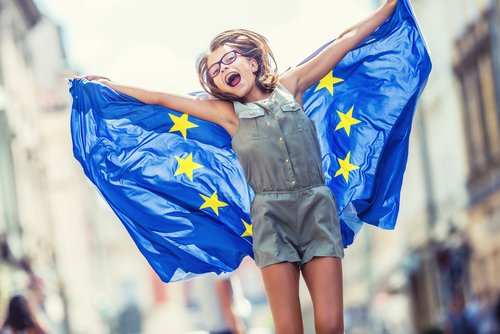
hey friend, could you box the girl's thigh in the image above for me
[301,257,343,329]
[261,262,303,334]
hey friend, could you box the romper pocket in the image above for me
[280,102,305,133]
[238,108,269,139]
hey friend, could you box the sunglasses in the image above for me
[207,50,241,79]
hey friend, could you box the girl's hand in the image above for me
[75,75,111,84]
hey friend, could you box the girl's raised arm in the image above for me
[281,0,398,99]
[78,76,235,130]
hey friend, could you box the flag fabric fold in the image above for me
[70,0,431,282]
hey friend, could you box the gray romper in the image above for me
[231,83,344,268]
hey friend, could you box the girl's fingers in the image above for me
[74,75,111,81]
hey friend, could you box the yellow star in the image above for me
[174,153,203,181]
[168,113,198,140]
[241,219,252,237]
[334,152,359,183]
[314,71,344,95]
[335,106,361,136]
[199,191,229,216]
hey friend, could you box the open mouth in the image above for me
[225,72,241,87]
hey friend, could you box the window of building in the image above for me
[478,53,500,163]
[454,8,500,189]
[462,66,488,172]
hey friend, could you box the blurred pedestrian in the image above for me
[1,295,46,334]
[192,274,246,334]
[115,301,143,334]
[443,295,476,334]
[494,294,500,333]
[464,292,500,334]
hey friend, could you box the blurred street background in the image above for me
[1,0,500,333]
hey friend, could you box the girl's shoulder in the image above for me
[277,75,305,108]
[278,70,300,97]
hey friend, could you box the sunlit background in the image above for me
[0,0,499,333]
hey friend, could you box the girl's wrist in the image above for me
[385,0,397,8]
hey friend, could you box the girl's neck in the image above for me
[242,86,273,103]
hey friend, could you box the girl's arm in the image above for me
[281,0,398,99]
[79,76,235,130]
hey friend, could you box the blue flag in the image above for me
[70,0,431,282]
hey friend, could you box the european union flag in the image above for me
[303,0,432,246]
[70,0,431,282]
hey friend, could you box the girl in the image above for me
[1,295,46,334]
[83,1,398,333]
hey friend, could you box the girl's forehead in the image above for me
[207,44,234,65]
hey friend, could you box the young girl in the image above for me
[1,295,46,334]
[82,1,398,332]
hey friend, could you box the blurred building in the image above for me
[0,0,55,323]
[344,0,500,333]
[1,1,200,333]
[1,1,142,333]
[453,0,500,309]
[0,0,99,332]
[409,0,500,329]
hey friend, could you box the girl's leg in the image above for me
[301,256,344,334]
[261,262,303,334]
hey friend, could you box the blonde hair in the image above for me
[196,29,279,100]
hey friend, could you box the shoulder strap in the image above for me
[232,100,244,116]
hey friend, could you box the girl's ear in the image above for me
[250,59,258,73]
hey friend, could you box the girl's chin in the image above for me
[225,82,246,95]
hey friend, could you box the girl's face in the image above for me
[206,44,258,99]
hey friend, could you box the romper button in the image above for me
[267,122,271,126]
[250,111,255,115]
[285,159,289,163]
[279,136,283,141]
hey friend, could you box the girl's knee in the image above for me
[314,316,344,334]
[274,323,303,334]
